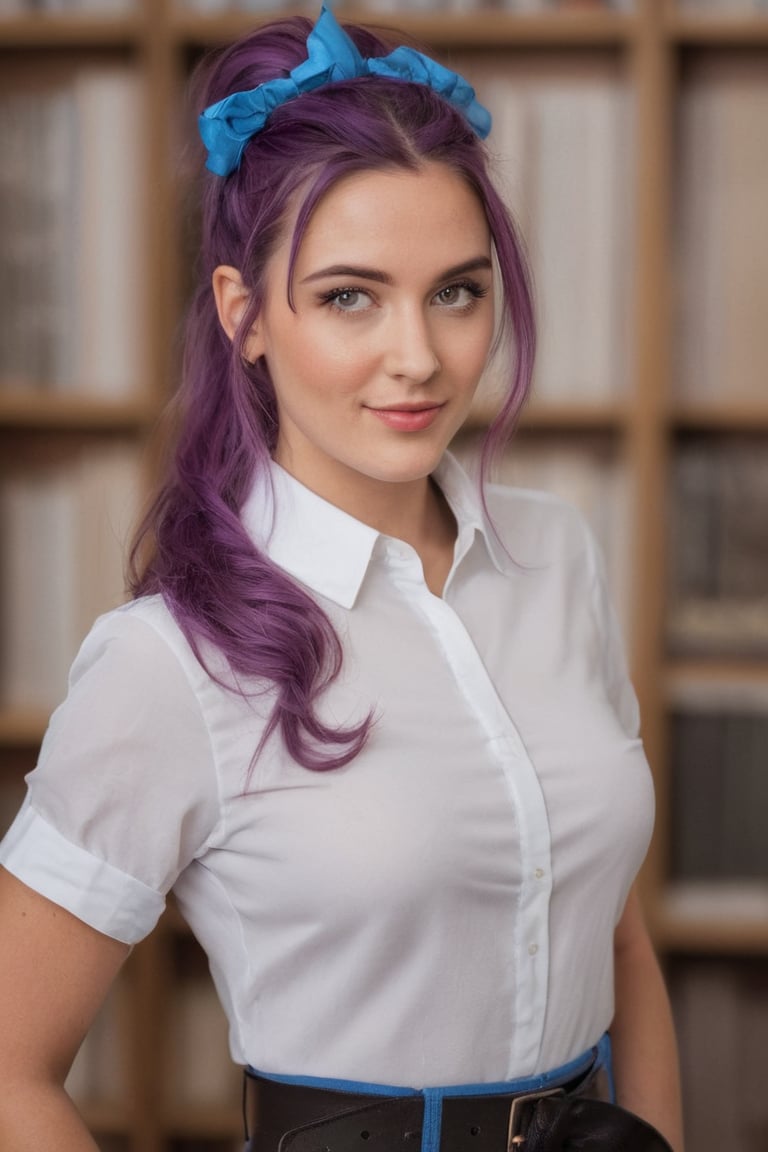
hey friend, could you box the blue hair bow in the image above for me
[199,4,491,177]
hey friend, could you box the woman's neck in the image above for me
[349,476,458,597]
[274,457,458,596]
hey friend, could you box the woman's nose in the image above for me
[382,307,441,384]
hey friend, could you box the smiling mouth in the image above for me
[365,403,444,431]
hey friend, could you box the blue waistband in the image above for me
[248,1032,614,1152]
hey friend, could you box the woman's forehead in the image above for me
[287,164,491,279]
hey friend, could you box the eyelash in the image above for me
[318,279,490,316]
[435,280,490,310]
[318,288,371,314]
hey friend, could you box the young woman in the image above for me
[0,7,683,1150]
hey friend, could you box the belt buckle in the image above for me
[507,1086,564,1149]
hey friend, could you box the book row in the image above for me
[463,58,633,405]
[0,0,132,11]
[667,436,768,657]
[678,0,768,9]
[0,442,142,711]
[674,57,768,404]
[669,707,768,885]
[670,957,768,1152]
[0,69,145,395]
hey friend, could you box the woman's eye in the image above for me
[434,282,485,308]
[326,289,371,313]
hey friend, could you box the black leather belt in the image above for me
[243,1060,672,1151]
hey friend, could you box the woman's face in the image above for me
[250,162,495,505]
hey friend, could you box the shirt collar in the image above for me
[433,452,513,578]
[240,453,511,610]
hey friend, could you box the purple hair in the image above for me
[129,14,536,772]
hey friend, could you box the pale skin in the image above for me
[0,162,684,1149]
[215,164,497,595]
[0,869,128,1149]
[612,888,685,1150]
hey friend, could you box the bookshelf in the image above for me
[1,1,767,1149]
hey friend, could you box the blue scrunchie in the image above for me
[199,4,491,177]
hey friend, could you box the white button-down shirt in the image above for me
[0,454,654,1085]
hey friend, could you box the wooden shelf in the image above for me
[463,399,631,432]
[0,391,158,431]
[667,11,768,45]
[654,915,768,955]
[665,663,768,718]
[0,708,49,747]
[0,14,143,48]
[666,659,768,686]
[171,7,638,49]
[668,402,768,430]
[162,1108,241,1139]
[653,885,768,954]
[520,400,631,431]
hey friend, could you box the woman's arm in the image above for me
[611,884,685,1151]
[0,866,129,1150]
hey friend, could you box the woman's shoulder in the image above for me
[73,594,188,673]
[68,593,229,717]
[68,595,257,744]
[482,481,593,565]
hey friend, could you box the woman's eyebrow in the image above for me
[300,256,493,286]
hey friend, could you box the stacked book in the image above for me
[0,443,142,711]
[461,58,632,405]
[0,66,145,396]
[667,437,768,656]
[671,958,768,1152]
[669,708,768,886]
[0,0,134,13]
[674,58,768,404]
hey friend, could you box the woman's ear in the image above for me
[212,265,262,361]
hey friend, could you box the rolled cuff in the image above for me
[0,800,165,945]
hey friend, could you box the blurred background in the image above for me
[0,1,766,1149]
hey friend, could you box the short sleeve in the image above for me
[582,521,641,740]
[0,607,221,944]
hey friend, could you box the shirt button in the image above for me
[528,943,539,956]
[534,868,545,880]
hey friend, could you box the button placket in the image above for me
[410,588,553,1073]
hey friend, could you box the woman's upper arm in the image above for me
[614,884,648,951]
[0,866,129,1085]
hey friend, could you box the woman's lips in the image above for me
[366,404,444,432]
